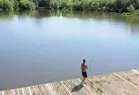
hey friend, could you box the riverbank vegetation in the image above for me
[0,0,139,14]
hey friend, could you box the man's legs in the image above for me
[81,77,86,84]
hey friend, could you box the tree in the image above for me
[0,0,14,11]
[128,4,135,13]
[19,0,35,10]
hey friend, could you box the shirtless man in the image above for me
[81,59,88,84]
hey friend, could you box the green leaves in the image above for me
[0,0,139,12]
[0,0,13,11]
[19,0,35,10]
[127,4,135,13]
[0,0,35,11]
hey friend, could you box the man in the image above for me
[81,59,88,84]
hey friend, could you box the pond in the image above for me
[0,11,139,90]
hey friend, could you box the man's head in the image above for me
[83,59,86,64]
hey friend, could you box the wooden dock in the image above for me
[1,69,139,95]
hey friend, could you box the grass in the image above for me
[136,69,139,71]
[5,90,11,94]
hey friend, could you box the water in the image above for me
[0,11,139,90]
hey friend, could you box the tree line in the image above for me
[0,0,139,13]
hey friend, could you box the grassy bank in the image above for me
[0,0,139,14]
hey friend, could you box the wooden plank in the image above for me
[23,87,30,95]
[113,73,139,95]
[45,84,57,95]
[18,89,22,95]
[0,92,2,95]
[77,78,96,95]
[123,70,139,84]
[11,89,16,95]
[61,81,72,95]
[35,85,47,95]
[86,74,118,95]
[62,79,93,95]
[132,69,139,74]
[16,89,20,95]
[0,91,4,95]
[21,88,25,95]
[48,81,70,95]
[3,90,12,95]
[87,73,139,95]
[115,70,139,89]
[39,84,52,95]
[29,86,36,95]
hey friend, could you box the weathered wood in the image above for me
[1,69,139,95]
[62,79,93,95]
[115,70,139,89]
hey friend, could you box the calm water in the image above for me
[0,11,139,90]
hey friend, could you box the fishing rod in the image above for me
[88,57,94,69]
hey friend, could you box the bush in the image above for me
[0,0,14,11]
[64,0,73,10]
[0,0,139,12]
[73,0,82,11]
[134,9,139,15]
[13,0,19,10]
[38,0,49,8]
[127,4,135,13]
[19,0,35,10]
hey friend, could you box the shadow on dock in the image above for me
[71,84,83,92]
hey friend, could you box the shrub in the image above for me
[0,0,14,11]
[19,0,35,10]
[134,9,139,15]
[127,4,135,13]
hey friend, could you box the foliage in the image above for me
[0,0,14,11]
[127,4,135,13]
[19,0,35,10]
[134,9,139,14]
[0,0,139,12]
